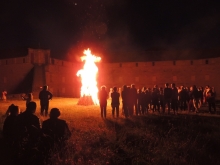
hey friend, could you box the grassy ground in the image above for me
[0,98,220,165]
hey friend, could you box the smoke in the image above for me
[152,13,220,61]
[2,0,219,62]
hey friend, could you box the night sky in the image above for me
[0,0,219,62]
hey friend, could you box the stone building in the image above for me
[0,48,81,98]
[0,48,220,99]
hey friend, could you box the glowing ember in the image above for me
[76,49,101,105]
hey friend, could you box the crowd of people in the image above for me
[2,85,71,164]
[99,83,217,118]
[1,83,217,163]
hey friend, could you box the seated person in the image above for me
[42,108,71,147]
[3,105,20,145]
[4,104,15,117]
[16,101,41,142]
[15,102,42,165]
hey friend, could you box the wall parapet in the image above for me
[0,56,30,65]
[100,57,220,67]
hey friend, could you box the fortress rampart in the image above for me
[0,48,219,99]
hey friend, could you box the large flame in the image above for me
[76,49,101,104]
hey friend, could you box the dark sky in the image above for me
[0,0,219,62]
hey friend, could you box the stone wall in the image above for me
[0,62,34,94]
[98,58,220,99]
[44,59,81,97]
[0,48,220,99]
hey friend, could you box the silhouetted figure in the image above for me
[179,86,188,111]
[111,87,120,118]
[21,92,33,107]
[130,84,138,115]
[198,87,204,105]
[121,85,129,118]
[192,85,200,113]
[171,83,179,114]
[39,85,53,116]
[188,86,195,112]
[137,88,143,115]
[158,88,164,112]
[98,86,108,118]
[42,108,71,152]
[4,103,16,117]
[144,88,151,114]
[16,101,41,140]
[15,101,41,164]
[163,83,172,114]
[206,87,216,113]
[3,105,20,145]
[127,86,134,116]
[203,85,210,104]
[151,86,160,113]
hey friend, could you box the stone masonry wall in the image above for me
[1,48,220,99]
[0,62,34,94]
[98,58,220,99]
[44,60,81,97]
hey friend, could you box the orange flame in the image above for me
[76,49,101,104]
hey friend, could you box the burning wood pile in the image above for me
[77,95,95,105]
[76,49,101,105]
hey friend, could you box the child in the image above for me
[2,90,7,101]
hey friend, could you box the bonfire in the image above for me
[76,49,101,105]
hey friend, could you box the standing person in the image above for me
[151,86,160,113]
[198,87,204,105]
[206,87,216,113]
[121,85,129,118]
[98,86,108,118]
[39,85,53,116]
[188,86,195,112]
[191,85,200,113]
[144,88,151,114]
[163,83,172,114]
[111,87,120,118]
[138,87,145,115]
[130,84,138,116]
[171,83,179,114]
[158,88,164,112]
[203,85,210,104]
[21,92,33,107]
[127,86,133,116]
[179,86,188,111]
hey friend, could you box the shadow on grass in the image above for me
[0,135,14,165]
[102,114,220,165]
